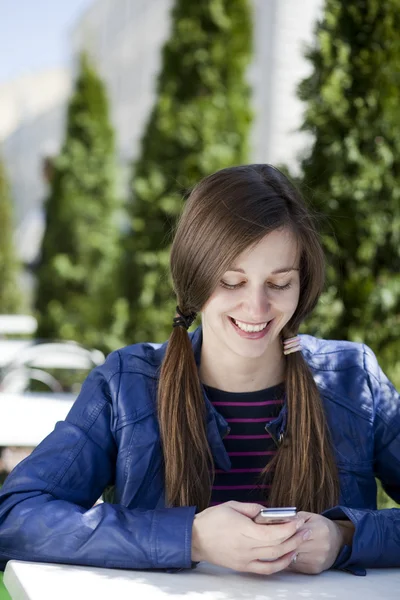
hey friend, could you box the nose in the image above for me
[244,286,271,320]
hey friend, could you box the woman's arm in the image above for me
[0,352,195,571]
[323,346,400,572]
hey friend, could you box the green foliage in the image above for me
[377,479,399,509]
[124,0,253,343]
[35,54,126,354]
[0,155,23,314]
[296,0,400,388]
[0,573,11,600]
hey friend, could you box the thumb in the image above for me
[226,501,265,519]
[297,511,314,522]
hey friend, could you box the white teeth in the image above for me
[232,318,269,333]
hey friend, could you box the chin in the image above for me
[229,339,271,360]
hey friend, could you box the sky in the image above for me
[0,0,95,84]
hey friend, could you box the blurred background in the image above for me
[0,0,399,509]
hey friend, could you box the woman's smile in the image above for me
[228,316,274,339]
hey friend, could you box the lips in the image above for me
[228,316,274,339]
[230,316,271,327]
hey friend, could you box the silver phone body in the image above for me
[253,507,297,525]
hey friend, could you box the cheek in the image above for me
[288,289,301,311]
[287,289,301,314]
[207,288,240,308]
[202,288,234,316]
[271,289,300,313]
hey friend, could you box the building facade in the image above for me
[0,68,71,283]
[71,0,323,168]
[2,0,323,272]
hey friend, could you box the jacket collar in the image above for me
[152,326,231,469]
[151,324,203,367]
[153,325,286,469]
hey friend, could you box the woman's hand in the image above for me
[191,501,308,575]
[289,511,355,574]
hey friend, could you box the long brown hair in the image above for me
[157,164,340,513]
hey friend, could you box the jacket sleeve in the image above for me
[323,344,400,574]
[0,350,196,571]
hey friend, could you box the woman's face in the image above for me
[201,228,301,361]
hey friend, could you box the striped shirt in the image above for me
[205,382,285,507]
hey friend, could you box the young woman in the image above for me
[0,164,399,577]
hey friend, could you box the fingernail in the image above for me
[291,552,298,564]
[295,519,305,530]
[302,529,312,541]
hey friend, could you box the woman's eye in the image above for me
[220,281,244,290]
[220,281,292,291]
[269,283,292,291]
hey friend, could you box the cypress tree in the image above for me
[35,53,126,353]
[0,154,23,314]
[297,0,400,388]
[124,0,253,343]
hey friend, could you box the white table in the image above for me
[4,560,400,600]
[0,392,75,447]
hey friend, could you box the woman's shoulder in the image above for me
[68,340,168,427]
[299,333,376,372]
[101,339,168,380]
[299,334,393,416]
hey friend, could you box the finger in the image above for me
[246,517,305,545]
[250,529,310,562]
[286,550,314,573]
[294,538,317,554]
[297,511,314,523]
[295,528,313,545]
[288,556,324,575]
[246,550,298,576]
[287,545,327,575]
[287,559,305,573]
[226,501,266,520]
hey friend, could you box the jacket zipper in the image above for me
[223,427,231,439]
[265,423,284,447]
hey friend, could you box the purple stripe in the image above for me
[213,485,271,490]
[209,500,269,507]
[215,468,264,473]
[226,417,275,423]
[212,400,283,407]
[227,434,270,440]
[228,451,276,456]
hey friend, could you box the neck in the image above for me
[199,335,285,393]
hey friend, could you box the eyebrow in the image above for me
[228,267,300,274]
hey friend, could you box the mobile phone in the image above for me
[253,507,297,525]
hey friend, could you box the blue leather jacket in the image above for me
[0,327,399,575]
